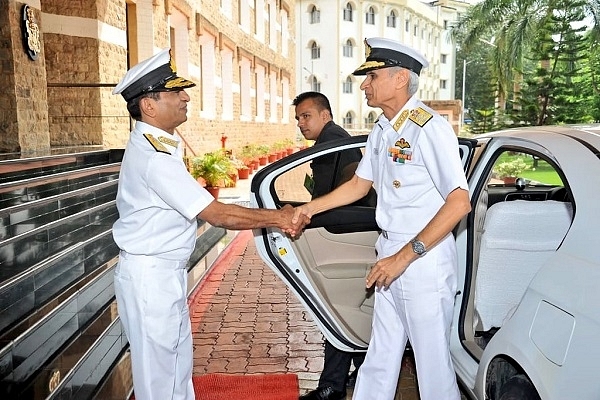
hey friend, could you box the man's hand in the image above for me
[366,253,409,289]
[292,204,313,225]
[279,204,310,237]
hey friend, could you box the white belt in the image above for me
[380,230,411,241]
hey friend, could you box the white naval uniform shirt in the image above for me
[355,95,468,235]
[112,121,214,260]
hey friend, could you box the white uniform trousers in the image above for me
[352,232,460,400]
[114,251,194,400]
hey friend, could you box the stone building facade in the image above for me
[1,0,297,156]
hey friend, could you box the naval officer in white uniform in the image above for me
[112,49,307,400]
[292,38,470,400]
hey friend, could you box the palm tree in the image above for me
[452,0,600,123]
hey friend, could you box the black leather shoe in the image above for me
[299,386,347,400]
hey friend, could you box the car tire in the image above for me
[498,375,541,400]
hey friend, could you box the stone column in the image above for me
[0,0,51,155]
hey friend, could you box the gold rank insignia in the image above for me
[158,135,178,148]
[408,107,433,127]
[364,38,371,57]
[393,180,401,188]
[143,133,171,154]
[394,138,410,149]
[393,110,409,131]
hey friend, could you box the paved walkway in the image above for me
[188,169,421,399]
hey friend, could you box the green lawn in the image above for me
[496,154,563,185]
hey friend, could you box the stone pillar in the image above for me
[0,0,51,155]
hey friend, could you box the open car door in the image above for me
[251,135,476,352]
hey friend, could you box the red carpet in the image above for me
[194,373,299,400]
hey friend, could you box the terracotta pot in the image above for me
[259,156,268,166]
[268,154,278,163]
[205,186,220,199]
[226,173,237,187]
[286,148,294,155]
[237,167,250,179]
[503,177,517,185]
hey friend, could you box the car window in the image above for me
[274,160,313,203]
[490,151,563,187]
[274,147,376,206]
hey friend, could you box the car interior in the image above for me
[463,148,574,360]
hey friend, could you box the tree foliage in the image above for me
[451,0,600,130]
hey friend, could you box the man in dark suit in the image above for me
[293,91,368,400]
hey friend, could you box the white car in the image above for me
[250,125,600,400]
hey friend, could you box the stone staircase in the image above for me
[0,149,227,399]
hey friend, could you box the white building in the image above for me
[295,0,474,133]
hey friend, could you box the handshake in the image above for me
[276,204,313,238]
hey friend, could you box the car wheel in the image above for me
[498,375,540,400]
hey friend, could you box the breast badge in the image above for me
[392,180,401,188]
[388,138,412,164]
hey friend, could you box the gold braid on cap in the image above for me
[364,38,371,58]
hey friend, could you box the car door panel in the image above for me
[292,228,378,345]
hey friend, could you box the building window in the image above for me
[343,3,353,21]
[310,76,321,92]
[365,6,375,25]
[311,42,320,59]
[440,79,447,89]
[342,111,353,128]
[365,111,376,125]
[441,54,447,64]
[343,39,353,57]
[310,5,320,24]
[343,76,353,93]
[443,20,449,30]
[387,11,396,28]
[414,25,418,36]
[405,20,409,32]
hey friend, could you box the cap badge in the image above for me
[169,50,177,73]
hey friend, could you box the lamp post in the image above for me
[460,59,472,133]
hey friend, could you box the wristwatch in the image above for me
[410,238,427,256]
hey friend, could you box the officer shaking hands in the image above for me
[112,49,308,400]
[293,38,471,400]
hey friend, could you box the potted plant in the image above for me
[494,158,530,184]
[231,156,250,180]
[271,141,287,160]
[191,150,234,198]
[256,144,270,165]
[283,138,295,156]
[240,144,259,172]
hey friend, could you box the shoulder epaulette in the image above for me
[143,133,171,154]
[157,135,178,148]
[408,107,433,127]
